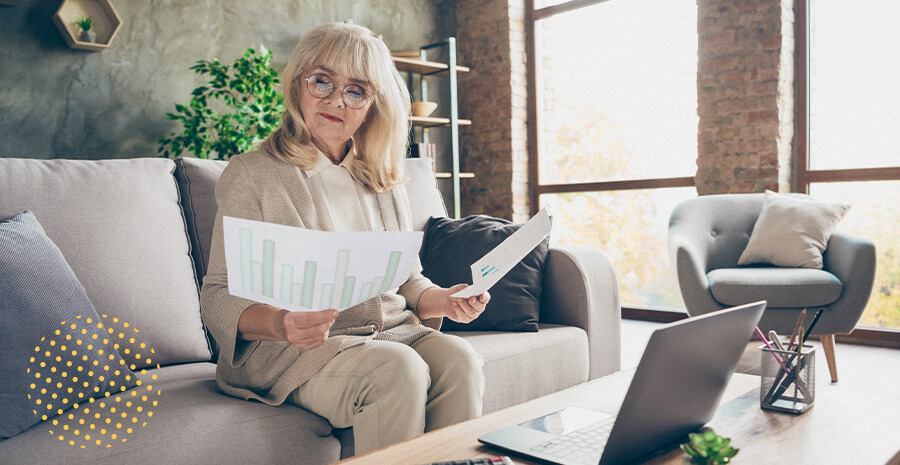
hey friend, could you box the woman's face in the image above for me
[298,63,374,152]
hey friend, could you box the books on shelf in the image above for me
[407,143,437,171]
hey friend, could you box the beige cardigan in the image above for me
[200,150,439,406]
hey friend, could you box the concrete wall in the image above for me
[0,0,456,160]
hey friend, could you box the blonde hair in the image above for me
[262,23,410,192]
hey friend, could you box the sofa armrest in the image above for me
[539,243,621,380]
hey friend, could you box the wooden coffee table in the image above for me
[336,368,900,465]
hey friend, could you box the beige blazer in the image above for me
[200,150,439,406]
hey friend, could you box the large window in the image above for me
[529,0,698,311]
[799,0,900,335]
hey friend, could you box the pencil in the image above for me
[786,308,807,351]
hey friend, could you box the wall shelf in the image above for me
[410,116,472,128]
[392,57,470,76]
[435,172,475,179]
[394,38,471,218]
[52,0,122,51]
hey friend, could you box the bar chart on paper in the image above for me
[222,216,423,312]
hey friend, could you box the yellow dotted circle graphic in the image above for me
[27,315,162,449]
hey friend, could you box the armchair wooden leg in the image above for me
[820,334,838,383]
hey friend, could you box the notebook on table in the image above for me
[478,301,766,465]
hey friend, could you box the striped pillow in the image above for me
[0,211,137,439]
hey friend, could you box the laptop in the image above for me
[478,301,766,465]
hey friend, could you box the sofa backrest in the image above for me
[668,192,812,270]
[0,158,212,369]
[174,158,228,287]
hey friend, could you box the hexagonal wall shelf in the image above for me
[52,0,122,51]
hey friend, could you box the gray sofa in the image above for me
[0,156,620,465]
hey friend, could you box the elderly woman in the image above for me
[199,22,489,454]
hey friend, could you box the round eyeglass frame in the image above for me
[303,73,372,109]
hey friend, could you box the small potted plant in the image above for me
[680,429,739,465]
[75,16,95,43]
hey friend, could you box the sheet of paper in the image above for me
[223,216,423,312]
[451,207,552,298]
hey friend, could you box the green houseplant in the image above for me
[158,46,284,160]
[75,16,95,43]
[680,429,739,465]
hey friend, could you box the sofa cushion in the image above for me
[420,215,550,332]
[174,157,228,287]
[738,190,850,269]
[0,363,341,465]
[0,211,137,439]
[0,158,211,369]
[708,267,842,308]
[455,324,589,414]
[403,158,447,232]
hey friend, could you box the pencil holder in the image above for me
[760,344,815,414]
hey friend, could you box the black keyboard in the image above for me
[420,456,515,465]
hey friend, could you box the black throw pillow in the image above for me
[419,215,550,332]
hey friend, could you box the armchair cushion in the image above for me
[708,267,842,308]
[738,190,850,269]
[419,215,550,332]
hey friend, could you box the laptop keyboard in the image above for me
[530,416,616,465]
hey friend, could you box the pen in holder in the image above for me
[760,344,815,414]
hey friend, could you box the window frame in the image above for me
[794,0,900,347]
[526,0,694,319]
[525,0,900,347]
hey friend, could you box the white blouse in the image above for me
[303,148,386,233]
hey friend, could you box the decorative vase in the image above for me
[80,29,96,43]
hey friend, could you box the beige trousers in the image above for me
[288,331,485,455]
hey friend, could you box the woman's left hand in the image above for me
[418,285,490,324]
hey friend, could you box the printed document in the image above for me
[451,207,552,298]
[222,216,423,312]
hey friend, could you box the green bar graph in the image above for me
[359,282,372,305]
[292,283,302,306]
[320,283,332,309]
[262,239,275,297]
[341,277,356,308]
[302,261,317,308]
[239,228,253,292]
[380,251,402,293]
[280,264,294,302]
[331,250,350,308]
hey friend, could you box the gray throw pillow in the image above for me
[0,211,137,439]
[738,190,850,269]
[419,215,550,332]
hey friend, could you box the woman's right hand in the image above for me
[281,309,339,351]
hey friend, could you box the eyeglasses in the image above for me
[303,73,371,109]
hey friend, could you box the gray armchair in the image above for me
[668,193,877,382]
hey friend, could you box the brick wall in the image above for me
[457,0,531,222]
[696,0,795,194]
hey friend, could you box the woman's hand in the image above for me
[417,285,490,324]
[238,304,338,351]
[282,309,339,351]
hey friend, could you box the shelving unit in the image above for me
[393,38,472,219]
